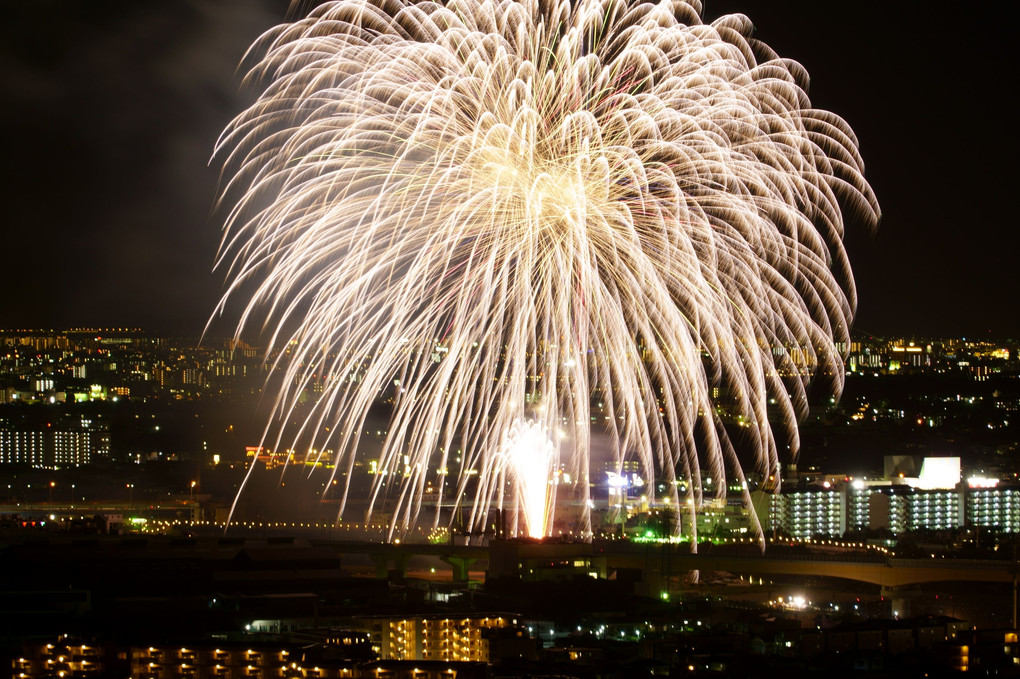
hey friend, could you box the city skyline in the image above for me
[1,1,1017,338]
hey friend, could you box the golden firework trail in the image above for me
[214,0,879,542]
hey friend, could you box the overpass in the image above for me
[326,540,489,581]
[317,538,1020,589]
[599,542,1019,588]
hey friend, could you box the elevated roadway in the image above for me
[603,543,1017,587]
[318,539,1019,588]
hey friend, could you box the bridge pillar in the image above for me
[634,569,665,599]
[440,555,479,583]
[1013,573,1017,630]
[370,553,408,581]
[881,585,921,619]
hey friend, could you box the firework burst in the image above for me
[481,419,557,538]
[214,0,879,541]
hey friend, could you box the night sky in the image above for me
[1,1,1016,338]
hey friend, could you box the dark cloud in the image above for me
[0,0,286,333]
[704,0,1019,338]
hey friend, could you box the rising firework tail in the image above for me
[481,419,558,539]
[213,0,879,543]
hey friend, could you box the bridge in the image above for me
[4,520,1012,590]
[600,542,1019,588]
[318,538,1020,589]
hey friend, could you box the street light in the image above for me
[189,481,196,503]
[49,481,55,504]
[126,483,134,504]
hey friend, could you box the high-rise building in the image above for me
[364,615,516,662]
[769,487,845,539]
[868,486,965,534]
[766,458,1020,538]
[967,485,1020,533]
[0,418,109,469]
[0,430,47,467]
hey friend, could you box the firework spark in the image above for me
[480,419,557,538]
[214,0,879,541]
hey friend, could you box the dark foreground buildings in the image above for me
[3,532,1020,677]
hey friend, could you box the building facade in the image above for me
[0,419,109,468]
[769,479,1020,538]
[768,487,845,539]
[364,616,517,662]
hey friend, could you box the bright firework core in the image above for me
[215,0,879,541]
[500,420,557,539]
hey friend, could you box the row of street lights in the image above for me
[11,480,199,505]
